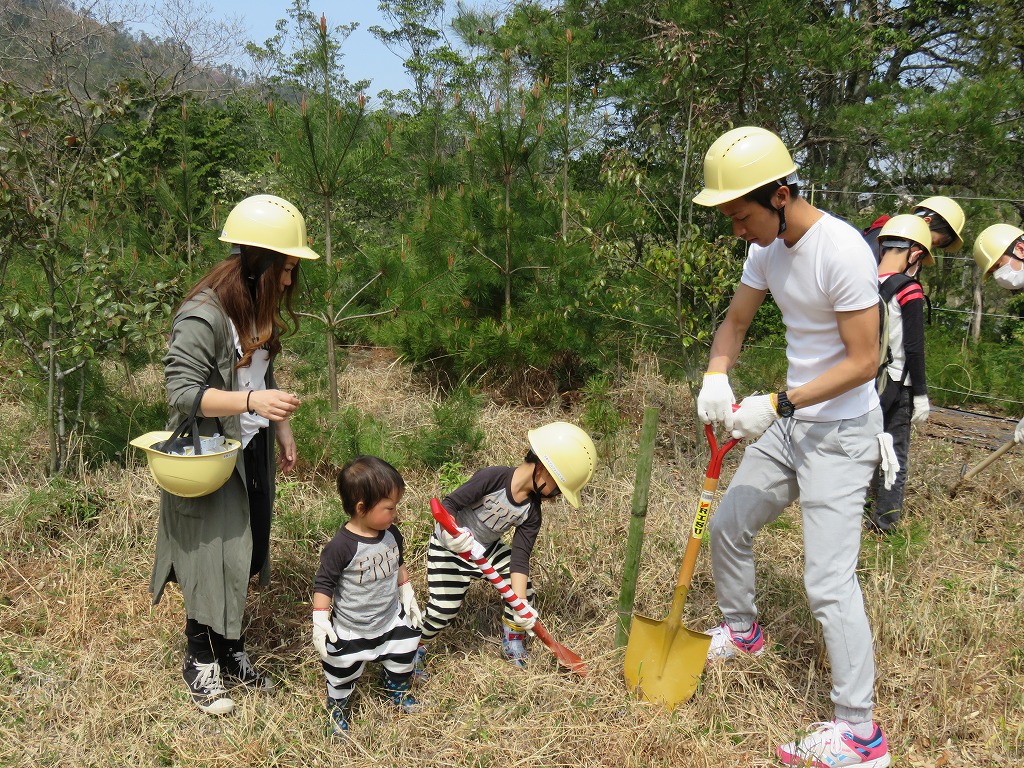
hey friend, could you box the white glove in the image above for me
[439,525,476,554]
[312,609,337,658]
[1015,416,1024,444]
[877,432,900,490]
[730,394,779,440]
[515,598,538,632]
[398,581,422,629]
[911,395,930,425]
[697,372,736,430]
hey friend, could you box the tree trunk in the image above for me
[971,278,983,343]
[323,195,339,411]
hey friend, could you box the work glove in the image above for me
[730,394,779,440]
[397,580,423,629]
[877,433,900,490]
[697,372,736,430]
[1015,416,1024,444]
[514,598,538,633]
[439,524,476,554]
[312,609,337,658]
[911,395,930,425]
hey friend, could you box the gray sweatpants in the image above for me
[709,408,882,724]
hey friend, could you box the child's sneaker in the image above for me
[182,655,235,715]
[706,622,765,660]
[326,697,349,737]
[382,674,422,714]
[412,643,430,681]
[221,649,275,691]
[501,623,528,669]
[777,720,890,767]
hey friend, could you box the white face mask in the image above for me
[993,262,1024,290]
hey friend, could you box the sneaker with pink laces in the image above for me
[777,720,890,767]
[705,622,765,660]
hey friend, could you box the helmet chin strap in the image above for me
[530,464,560,501]
[903,250,923,278]
[774,202,788,236]
[237,245,278,302]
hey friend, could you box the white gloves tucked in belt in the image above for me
[877,433,900,489]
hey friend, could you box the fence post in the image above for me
[615,406,659,647]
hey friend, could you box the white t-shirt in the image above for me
[741,213,880,422]
[231,322,270,447]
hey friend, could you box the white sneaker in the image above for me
[182,655,235,715]
[706,622,765,660]
[777,720,891,767]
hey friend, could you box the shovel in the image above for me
[950,438,1016,497]
[623,422,740,708]
[428,497,588,677]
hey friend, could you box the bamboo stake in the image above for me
[615,407,659,647]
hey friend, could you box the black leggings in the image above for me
[244,428,272,578]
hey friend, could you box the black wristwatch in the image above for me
[775,390,796,418]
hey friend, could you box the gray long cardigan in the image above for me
[150,288,276,640]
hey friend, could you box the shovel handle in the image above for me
[962,438,1016,481]
[429,498,587,675]
[671,424,740,605]
[429,498,538,628]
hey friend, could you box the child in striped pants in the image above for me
[311,456,424,736]
[414,422,596,676]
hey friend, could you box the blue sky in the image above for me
[212,2,455,97]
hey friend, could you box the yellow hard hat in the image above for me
[527,422,597,509]
[878,214,934,266]
[219,195,321,260]
[693,127,798,207]
[973,223,1024,276]
[912,196,965,253]
[130,431,241,498]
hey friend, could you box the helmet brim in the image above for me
[218,234,321,260]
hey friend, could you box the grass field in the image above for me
[1,355,1021,767]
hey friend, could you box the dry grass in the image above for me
[1,355,1022,767]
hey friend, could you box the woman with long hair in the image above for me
[150,194,320,714]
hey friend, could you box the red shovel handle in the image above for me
[429,498,587,676]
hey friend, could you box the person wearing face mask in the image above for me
[865,215,934,534]
[975,223,1024,291]
[973,223,1024,444]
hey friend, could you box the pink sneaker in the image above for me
[777,721,890,767]
[705,622,765,660]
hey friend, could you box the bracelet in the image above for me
[312,607,331,612]
[246,390,255,415]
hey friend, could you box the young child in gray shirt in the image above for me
[312,456,423,736]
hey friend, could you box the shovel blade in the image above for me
[624,614,711,709]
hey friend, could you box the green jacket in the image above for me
[150,289,276,640]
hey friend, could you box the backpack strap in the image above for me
[878,273,915,305]
[877,274,918,391]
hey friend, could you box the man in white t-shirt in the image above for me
[692,127,890,768]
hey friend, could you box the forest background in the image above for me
[1,1,1023,766]
[2,0,1024,474]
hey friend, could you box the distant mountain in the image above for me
[0,0,242,98]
